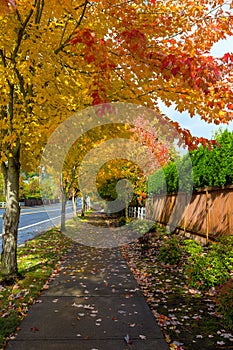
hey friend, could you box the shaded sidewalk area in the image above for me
[6,214,169,349]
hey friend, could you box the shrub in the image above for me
[182,239,204,257]
[157,236,182,265]
[215,279,233,330]
[210,236,233,272]
[185,253,230,291]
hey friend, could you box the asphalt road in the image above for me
[0,201,81,252]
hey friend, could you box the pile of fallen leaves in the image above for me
[121,230,233,350]
[0,228,72,349]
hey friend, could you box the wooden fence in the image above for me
[146,186,233,242]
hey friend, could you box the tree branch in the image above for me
[0,49,6,67]
[12,8,34,61]
[35,0,44,24]
[54,0,90,55]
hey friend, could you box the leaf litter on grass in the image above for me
[120,232,233,350]
[0,229,72,349]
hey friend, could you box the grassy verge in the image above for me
[0,228,72,349]
[121,228,233,350]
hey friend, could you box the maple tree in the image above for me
[58,119,169,223]
[60,123,136,224]
[97,159,147,217]
[68,0,233,146]
[1,0,233,281]
[0,0,94,280]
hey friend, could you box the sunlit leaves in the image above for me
[0,0,233,168]
[68,0,233,127]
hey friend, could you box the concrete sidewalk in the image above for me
[6,241,169,349]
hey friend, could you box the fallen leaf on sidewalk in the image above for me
[139,334,146,340]
[124,334,133,345]
[72,302,82,308]
[30,327,39,332]
[42,284,49,290]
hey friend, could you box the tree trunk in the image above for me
[72,194,77,217]
[81,195,86,217]
[1,149,20,281]
[61,189,67,231]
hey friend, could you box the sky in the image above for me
[159,36,233,139]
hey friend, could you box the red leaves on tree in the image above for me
[222,52,231,63]
[160,52,221,94]
[70,28,96,47]
[171,121,218,150]
[67,2,233,134]
[227,103,233,110]
[130,116,171,171]
[119,29,147,57]
[70,27,118,106]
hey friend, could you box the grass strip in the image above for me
[0,228,72,349]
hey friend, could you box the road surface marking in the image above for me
[0,215,67,237]
[18,215,65,231]
[0,205,73,218]
[20,208,72,216]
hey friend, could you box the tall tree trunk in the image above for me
[1,147,20,281]
[72,193,77,217]
[61,189,67,231]
[81,195,86,217]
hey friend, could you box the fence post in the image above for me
[205,189,210,243]
[133,207,137,218]
[183,193,189,236]
[142,207,146,219]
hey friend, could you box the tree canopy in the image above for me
[1,0,233,161]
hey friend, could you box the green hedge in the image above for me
[149,129,233,194]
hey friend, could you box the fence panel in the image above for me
[146,186,233,239]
